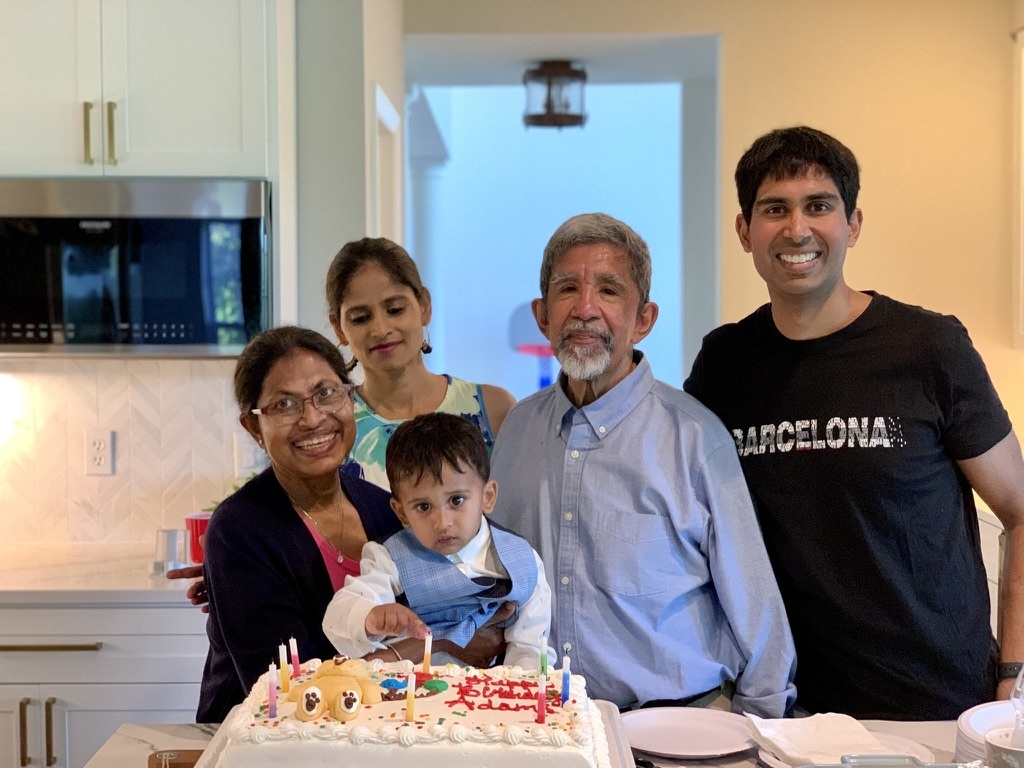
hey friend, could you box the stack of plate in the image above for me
[955,701,1014,762]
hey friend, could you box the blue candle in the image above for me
[561,655,571,705]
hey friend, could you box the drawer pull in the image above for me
[45,697,56,767]
[0,642,103,652]
[18,698,29,767]
[106,101,118,165]
[83,101,95,165]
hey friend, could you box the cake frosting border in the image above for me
[213,659,612,768]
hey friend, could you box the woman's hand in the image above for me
[435,601,514,668]
[165,566,209,613]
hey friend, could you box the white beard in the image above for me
[555,323,613,381]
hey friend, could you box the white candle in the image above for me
[422,631,432,674]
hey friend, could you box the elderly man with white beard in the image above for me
[489,213,796,717]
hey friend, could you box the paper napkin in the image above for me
[745,713,892,766]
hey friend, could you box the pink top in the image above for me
[299,515,361,591]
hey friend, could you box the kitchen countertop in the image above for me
[0,543,197,604]
[83,717,957,768]
[84,722,217,768]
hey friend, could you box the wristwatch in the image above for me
[997,662,1023,680]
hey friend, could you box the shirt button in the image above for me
[565,512,573,522]
[570,450,580,459]
[598,426,606,434]
[560,576,570,586]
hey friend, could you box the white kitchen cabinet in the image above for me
[0,0,268,178]
[1,683,200,768]
[0,603,208,768]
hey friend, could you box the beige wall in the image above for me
[406,0,1024,431]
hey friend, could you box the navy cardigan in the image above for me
[197,467,400,723]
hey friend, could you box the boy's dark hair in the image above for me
[385,412,490,491]
[735,126,860,223]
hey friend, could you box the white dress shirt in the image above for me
[323,517,554,669]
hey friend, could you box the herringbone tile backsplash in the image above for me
[0,358,253,544]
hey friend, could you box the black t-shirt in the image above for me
[684,293,1010,719]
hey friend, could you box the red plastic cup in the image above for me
[185,512,212,564]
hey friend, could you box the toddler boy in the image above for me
[323,412,552,668]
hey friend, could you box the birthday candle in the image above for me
[535,671,547,724]
[540,644,548,676]
[289,637,300,677]
[422,631,432,674]
[405,672,415,722]
[278,644,291,692]
[267,662,278,718]
[561,655,571,706]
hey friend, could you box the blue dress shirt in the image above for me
[490,352,796,716]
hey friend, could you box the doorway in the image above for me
[405,34,720,398]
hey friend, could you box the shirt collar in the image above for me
[446,516,492,565]
[554,350,655,439]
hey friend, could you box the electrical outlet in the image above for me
[86,429,114,475]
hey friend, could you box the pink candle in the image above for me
[535,671,547,724]
[278,644,291,692]
[267,662,278,719]
[405,672,415,722]
[289,637,300,677]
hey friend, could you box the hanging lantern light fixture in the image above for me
[523,60,587,128]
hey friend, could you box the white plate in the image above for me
[757,732,935,768]
[955,700,1015,762]
[958,700,1015,742]
[621,707,756,759]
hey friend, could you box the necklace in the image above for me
[292,500,347,564]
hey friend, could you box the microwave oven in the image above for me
[0,178,270,346]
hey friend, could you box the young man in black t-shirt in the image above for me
[684,126,1024,720]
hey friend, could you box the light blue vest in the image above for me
[383,523,538,648]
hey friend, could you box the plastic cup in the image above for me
[185,512,213,564]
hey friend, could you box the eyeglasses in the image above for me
[251,383,354,425]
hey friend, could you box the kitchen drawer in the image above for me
[0,605,207,636]
[0,633,208,684]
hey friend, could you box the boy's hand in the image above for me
[365,604,430,639]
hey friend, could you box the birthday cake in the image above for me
[198,656,612,768]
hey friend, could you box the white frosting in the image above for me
[209,660,611,768]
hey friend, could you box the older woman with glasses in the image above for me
[196,326,405,723]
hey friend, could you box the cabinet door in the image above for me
[0,685,41,768]
[100,0,268,177]
[49,683,201,768]
[0,0,104,176]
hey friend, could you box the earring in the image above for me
[420,327,433,355]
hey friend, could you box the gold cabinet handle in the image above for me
[18,698,30,767]
[83,102,95,165]
[106,101,118,165]
[0,643,103,651]
[44,697,56,767]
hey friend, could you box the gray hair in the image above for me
[539,213,652,305]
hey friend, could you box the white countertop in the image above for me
[0,543,197,604]
[84,722,217,768]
